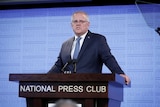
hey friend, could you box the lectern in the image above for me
[9,73,130,107]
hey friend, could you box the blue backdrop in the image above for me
[0,4,160,107]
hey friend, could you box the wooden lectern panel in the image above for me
[9,73,128,107]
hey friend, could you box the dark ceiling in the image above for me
[0,0,138,10]
[0,0,160,10]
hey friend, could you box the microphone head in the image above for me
[68,60,73,64]
[72,59,77,64]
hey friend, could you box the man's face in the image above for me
[71,13,90,36]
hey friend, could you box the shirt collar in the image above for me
[74,31,88,40]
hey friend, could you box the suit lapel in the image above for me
[66,37,74,59]
[78,31,92,60]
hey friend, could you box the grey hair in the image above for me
[71,11,90,22]
[54,99,78,107]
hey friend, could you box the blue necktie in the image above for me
[73,37,81,59]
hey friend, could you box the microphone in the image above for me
[72,59,77,73]
[61,60,73,73]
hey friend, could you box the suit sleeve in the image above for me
[99,35,125,74]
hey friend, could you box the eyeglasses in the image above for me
[72,20,88,24]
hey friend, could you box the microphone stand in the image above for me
[61,62,69,73]
[72,59,77,73]
[61,60,73,73]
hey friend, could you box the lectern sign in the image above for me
[20,84,107,93]
[19,82,108,98]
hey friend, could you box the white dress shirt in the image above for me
[71,31,88,59]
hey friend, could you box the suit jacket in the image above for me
[48,31,124,74]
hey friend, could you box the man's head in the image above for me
[54,99,78,107]
[71,11,90,36]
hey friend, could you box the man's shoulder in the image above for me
[88,31,106,39]
[62,37,74,45]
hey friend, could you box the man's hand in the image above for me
[120,74,131,85]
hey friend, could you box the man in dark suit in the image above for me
[48,11,130,84]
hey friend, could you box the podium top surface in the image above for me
[9,73,126,85]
